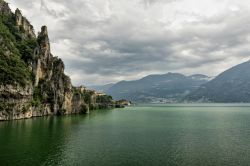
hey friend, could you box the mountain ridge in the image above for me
[105,72,210,103]
[186,60,250,103]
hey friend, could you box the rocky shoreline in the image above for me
[0,0,128,121]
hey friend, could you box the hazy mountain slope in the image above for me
[106,73,210,102]
[186,60,250,103]
[87,83,115,92]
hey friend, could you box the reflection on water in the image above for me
[0,114,88,166]
[1,105,250,166]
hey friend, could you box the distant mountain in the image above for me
[186,60,250,103]
[105,73,210,103]
[87,83,115,92]
[188,74,213,81]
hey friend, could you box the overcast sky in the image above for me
[7,0,250,86]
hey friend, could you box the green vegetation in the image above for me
[17,39,37,62]
[96,95,113,103]
[31,80,55,107]
[82,91,94,105]
[0,14,36,86]
[31,86,42,107]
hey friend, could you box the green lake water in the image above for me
[1,104,250,166]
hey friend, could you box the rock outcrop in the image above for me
[0,0,11,15]
[0,0,115,120]
[15,8,36,39]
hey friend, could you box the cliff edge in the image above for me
[0,0,115,120]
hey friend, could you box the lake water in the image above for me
[1,104,250,166]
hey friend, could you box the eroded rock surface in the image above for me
[0,0,115,120]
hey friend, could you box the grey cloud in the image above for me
[141,0,179,6]
[7,0,250,85]
[40,0,58,17]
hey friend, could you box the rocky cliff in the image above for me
[0,0,114,120]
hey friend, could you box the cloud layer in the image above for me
[7,0,250,85]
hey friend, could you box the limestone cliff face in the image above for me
[0,0,11,15]
[0,83,36,121]
[0,1,113,121]
[15,8,36,39]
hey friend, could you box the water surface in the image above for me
[1,104,250,166]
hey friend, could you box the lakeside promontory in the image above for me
[0,0,123,121]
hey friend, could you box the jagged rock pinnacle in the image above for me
[15,8,21,14]
[0,0,115,121]
[38,25,50,58]
[41,25,48,36]
[15,8,22,26]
